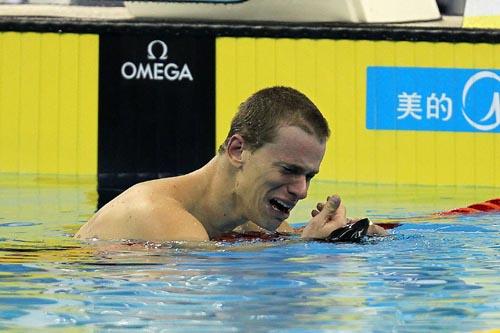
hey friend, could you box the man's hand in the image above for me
[301,195,348,239]
[300,195,389,240]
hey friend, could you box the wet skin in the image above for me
[229,125,326,232]
[75,125,384,242]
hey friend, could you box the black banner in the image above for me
[98,34,215,206]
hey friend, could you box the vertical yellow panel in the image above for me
[354,40,376,183]
[77,34,98,175]
[295,39,316,100]
[315,39,336,180]
[334,40,357,182]
[19,33,41,174]
[255,38,276,89]
[38,33,60,174]
[216,37,237,150]
[374,41,397,184]
[0,34,3,172]
[473,43,495,187]
[0,35,2,170]
[235,38,256,105]
[0,33,21,173]
[275,39,296,86]
[454,43,476,186]
[414,42,436,186]
[0,32,98,176]
[59,34,79,175]
[433,42,456,186]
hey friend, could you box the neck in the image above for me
[191,155,246,237]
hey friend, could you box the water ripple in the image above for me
[0,222,41,228]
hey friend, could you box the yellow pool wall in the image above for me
[216,37,500,187]
[0,32,98,176]
[0,32,498,187]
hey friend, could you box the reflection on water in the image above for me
[0,174,499,332]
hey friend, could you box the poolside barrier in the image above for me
[0,14,498,206]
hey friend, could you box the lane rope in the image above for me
[436,198,500,216]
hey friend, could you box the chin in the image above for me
[259,218,283,232]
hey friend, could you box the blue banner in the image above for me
[366,67,500,133]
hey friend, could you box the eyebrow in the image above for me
[275,162,319,177]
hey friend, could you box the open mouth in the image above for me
[270,198,293,215]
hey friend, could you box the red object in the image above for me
[216,231,285,242]
[486,198,500,206]
[378,223,400,230]
[437,198,500,216]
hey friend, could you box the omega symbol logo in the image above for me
[121,40,193,81]
[147,40,168,60]
[461,71,500,131]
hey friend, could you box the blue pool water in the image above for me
[0,175,499,332]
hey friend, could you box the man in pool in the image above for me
[75,86,387,242]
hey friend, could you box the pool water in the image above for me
[0,175,499,332]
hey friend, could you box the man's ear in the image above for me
[226,134,246,168]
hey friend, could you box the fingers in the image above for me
[325,195,341,211]
[315,196,334,212]
[303,195,347,239]
[312,195,342,217]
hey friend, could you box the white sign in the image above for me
[121,40,194,81]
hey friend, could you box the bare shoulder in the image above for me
[75,181,209,242]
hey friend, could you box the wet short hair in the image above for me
[218,86,330,154]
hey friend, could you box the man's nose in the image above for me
[288,176,308,200]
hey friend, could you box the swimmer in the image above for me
[75,86,387,242]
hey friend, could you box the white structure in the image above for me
[125,0,442,23]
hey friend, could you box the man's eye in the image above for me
[281,166,297,174]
